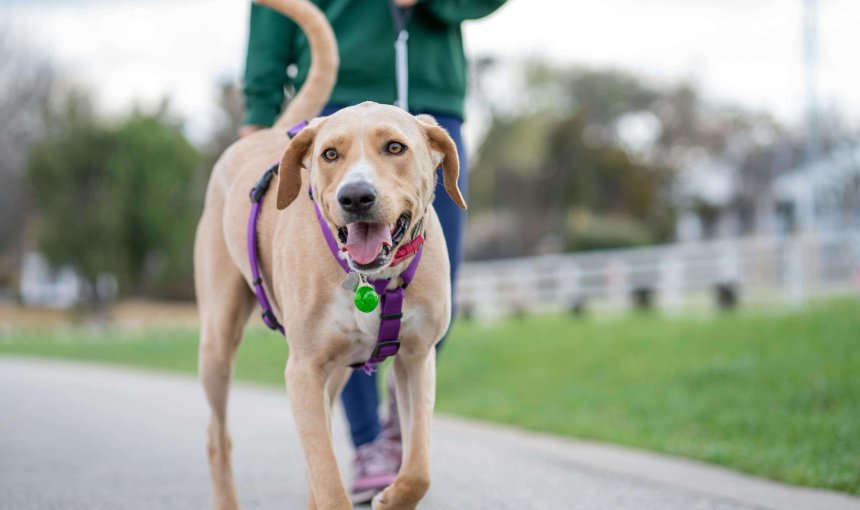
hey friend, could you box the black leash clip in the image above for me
[250,163,280,203]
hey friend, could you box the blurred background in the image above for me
[1,0,859,315]
[0,0,858,500]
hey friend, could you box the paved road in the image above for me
[1,358,858,510]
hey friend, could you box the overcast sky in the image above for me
[4,0,860,143]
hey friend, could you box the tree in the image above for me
[111,108,201,298]
[469,63,674,257]
[26,94,200,306]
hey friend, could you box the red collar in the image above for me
[390,234,424,266]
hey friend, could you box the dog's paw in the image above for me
[370,491,385,510]
[371,489,418,510]
[370,477,430,510]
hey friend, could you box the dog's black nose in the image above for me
[337,182,377,213]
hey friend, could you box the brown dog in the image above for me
[194,1,465,509]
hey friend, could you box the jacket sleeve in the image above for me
[242,4,298,127]
[420,0,507,24]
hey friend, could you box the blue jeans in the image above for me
[321,105,467,448]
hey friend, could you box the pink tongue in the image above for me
[345,223,392,265]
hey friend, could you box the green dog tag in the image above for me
[354,284,379,313]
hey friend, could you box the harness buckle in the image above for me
[372,340,400,359]
[250,163,279,203]
[261,310,280,331]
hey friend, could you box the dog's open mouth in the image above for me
[337,213,410,269]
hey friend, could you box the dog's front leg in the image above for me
[372,349,436,510]
[285,357,352,510]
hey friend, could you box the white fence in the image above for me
[455,231,860,319]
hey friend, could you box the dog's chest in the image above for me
[326,287,423,361]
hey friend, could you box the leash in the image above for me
[388,0,413,110]
[247,123,424,374]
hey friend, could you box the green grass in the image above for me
[2,298,859,494]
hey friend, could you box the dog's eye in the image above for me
[322,148,338,162]
[386,141,406,155]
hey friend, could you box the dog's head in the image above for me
[276,102,466,273]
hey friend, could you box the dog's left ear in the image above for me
[276,124,316,210]
[415,114,467,210]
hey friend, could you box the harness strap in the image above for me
[248,163,285,334]
[311,193,350,273]
[287,120,308,139]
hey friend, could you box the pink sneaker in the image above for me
[350,437,403,504]
[350,376,404,504]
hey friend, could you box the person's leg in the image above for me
[341,371,381,448]
[371,113,467,505]
[424,113,467,349]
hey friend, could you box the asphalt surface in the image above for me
[1,358,858,510]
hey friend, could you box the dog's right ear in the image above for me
[277,125,316,210]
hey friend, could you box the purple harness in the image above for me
[247,129,423,374]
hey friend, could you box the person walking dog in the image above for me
[240,0,505,503]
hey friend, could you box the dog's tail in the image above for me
[254,0,338,131]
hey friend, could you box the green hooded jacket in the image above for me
[243,0,506,126]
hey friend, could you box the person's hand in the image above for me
[394,0,418,7]
[239,124,264,138]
